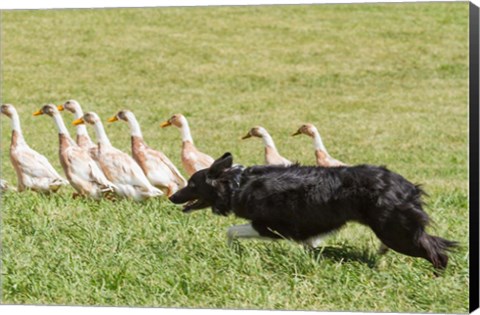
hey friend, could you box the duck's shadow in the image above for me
[308,245,379,268]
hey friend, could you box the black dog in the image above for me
[169,152,457,270]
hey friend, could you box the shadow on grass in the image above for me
[309,245,379,268]
[230,240,379,269]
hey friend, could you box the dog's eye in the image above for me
[189,182,195,188]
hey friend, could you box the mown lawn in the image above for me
[0,2,469,313]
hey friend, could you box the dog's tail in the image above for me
[418,233,458,269]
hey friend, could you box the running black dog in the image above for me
[169,152,457,270]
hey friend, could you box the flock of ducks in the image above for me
[1,101,345,201]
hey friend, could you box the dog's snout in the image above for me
[169,193,178,203]
[169,189,188,204]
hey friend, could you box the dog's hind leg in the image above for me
[372,222,457,270]
[378,231,457,270]
[227,223,276,245]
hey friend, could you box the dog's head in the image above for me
[169,152,235,216]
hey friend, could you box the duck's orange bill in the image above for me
[160,121,171,128]
[107,116,118,123]
[33,110,43,116]
[72,118,85,126]
[291,130,301,136]
[57,105,64,111]
[241,134,252,140]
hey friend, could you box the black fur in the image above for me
[170,152,457,270]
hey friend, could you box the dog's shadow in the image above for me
[308,244,379,268]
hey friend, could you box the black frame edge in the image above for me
[470,1,480,313]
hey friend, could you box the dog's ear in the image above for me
[207,152,233,180]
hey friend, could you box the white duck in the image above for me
[242,126,292,166]
[33,104,116,199]
[73,112,163,201]
[292,123,346,167]
[1,104,67,192]
[160,114,214,176]
[57,100,97,159]
[108,110,187,196]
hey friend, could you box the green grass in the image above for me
[0,2,469,313]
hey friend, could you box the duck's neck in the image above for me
[73,108,90,139]
[126,113,143,138]
[92,121,112,146]
[10,113,23,134]
[179,118,193,144]
[52,114,72,137]
[261,132,277,150]
[10,113,26,146]
[312,131,328,154]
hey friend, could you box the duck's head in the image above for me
[107,110,133,123]
[58,100,81,114]
[241,126,267,139]
[73,112,100,126]
[292,123,317,138]
[33,104,59,117]
[160,114,185,128]
[1,104,17,118]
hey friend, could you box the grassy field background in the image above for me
[0,2,469,313]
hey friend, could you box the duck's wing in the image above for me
[15,145,65,182]
[182,144,215,175]
[144,146,187,187]
[101,147,156,188]
[328,156,347,167]
[193,150,215,170]
[65,146,116,190]
[281,156,293,166]
[265,148,292,166]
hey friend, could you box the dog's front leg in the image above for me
[301,230,337,249]
[302,236,325,249]
[227,223,274,245]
